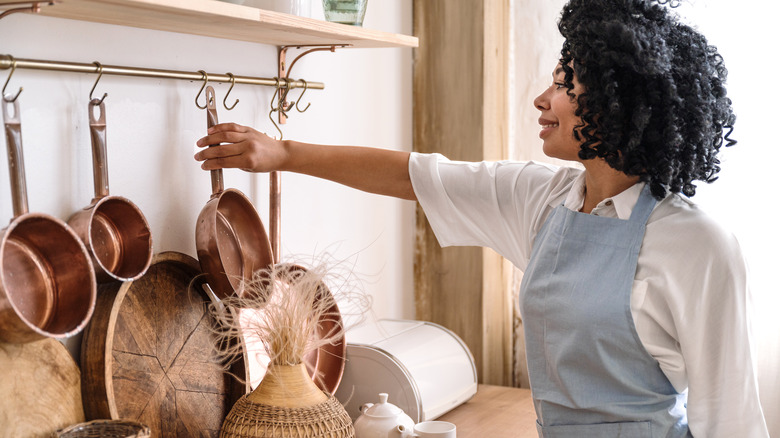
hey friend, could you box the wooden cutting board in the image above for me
[0,338,85,438]
[80,251,247,438]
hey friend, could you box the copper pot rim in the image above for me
[83,194,153,281]
[0,211,97,340]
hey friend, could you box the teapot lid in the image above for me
[363,393,404,417]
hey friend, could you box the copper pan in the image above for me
[283,263,346,393]
[195,86,274,299]
[263,165,346,393]
[235,263,346,394]
[67,99,152,283]
[0,97,96,343]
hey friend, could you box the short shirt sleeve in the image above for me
[408,152,578,269]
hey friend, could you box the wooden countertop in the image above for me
[437,384,538,438]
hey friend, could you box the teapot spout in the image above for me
[396,424,418,438]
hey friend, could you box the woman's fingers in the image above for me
[194,141,241,159]
[199,152,255,171]
[195,140,263,169]
[196,122,252,146]
[196,132,243,149]
[209,122,249,135]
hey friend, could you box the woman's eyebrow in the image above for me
[554,67,565,77]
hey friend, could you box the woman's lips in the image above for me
[539,123,559,138]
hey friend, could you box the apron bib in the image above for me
[519,185,690,438]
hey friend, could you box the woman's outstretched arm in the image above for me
[195,122,416,201]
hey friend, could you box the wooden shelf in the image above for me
[0,0,419,49]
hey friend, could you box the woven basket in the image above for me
[220,394,355,438]
[53,419,151,438]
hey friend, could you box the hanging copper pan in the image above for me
[195,86,274,299]
[0,97,96,343]
[67,99,152,283]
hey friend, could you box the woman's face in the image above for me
[533,65,585,161]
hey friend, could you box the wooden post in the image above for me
[412,0,512,386]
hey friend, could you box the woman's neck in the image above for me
[580,160,640,214]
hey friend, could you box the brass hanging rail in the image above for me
[0,54,324,91]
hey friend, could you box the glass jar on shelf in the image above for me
[322,0,368,26]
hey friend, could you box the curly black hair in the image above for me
[557,0,736,199]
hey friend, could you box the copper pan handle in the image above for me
[88,99,109,200]
[270,170,280,261]
[205,86,223,197]
[2,98,28,217]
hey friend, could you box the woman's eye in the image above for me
[554,82,566,89]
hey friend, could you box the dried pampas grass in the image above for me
[207,256,371,386]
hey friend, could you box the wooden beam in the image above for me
[412,0,512,386]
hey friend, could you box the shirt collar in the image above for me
[563,172,645,219]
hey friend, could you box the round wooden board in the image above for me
[80,251,247,438]
[0,338,85,438]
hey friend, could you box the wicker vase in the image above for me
[220,363,355,438]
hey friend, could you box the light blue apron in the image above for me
[519,185,690,438]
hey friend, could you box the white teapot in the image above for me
[353,393,415,438]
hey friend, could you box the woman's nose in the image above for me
[534,88,550,111]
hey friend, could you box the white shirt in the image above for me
[409,152,769,437]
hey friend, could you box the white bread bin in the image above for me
[334,319,477,423]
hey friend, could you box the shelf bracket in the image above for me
[276,44,350,125]
[0,1,57,20]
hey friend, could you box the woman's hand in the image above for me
[194,123,286,173]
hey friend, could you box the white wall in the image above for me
[675,1,780,434]
[0,1,415,355]
[509,0,567,166]
[511,0,779,434]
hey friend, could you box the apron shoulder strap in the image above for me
[628,184,658,224]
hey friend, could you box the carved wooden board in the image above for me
[0,338,85,438]
[80,251,247,438]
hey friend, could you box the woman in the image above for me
[195,0,768,435]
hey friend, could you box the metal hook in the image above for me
[294,79,310,113]
[279,77,294,113]
[267,77,284,140]
[269,77,281,116]
[269,77,280,109]
[2,57,23,103]
[223,72,239,111]
[270,77,292,115]
[195,70,209,109]
[89,62,108,105]
[268,108,284,141]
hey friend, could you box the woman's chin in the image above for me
[541,143,579,163]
